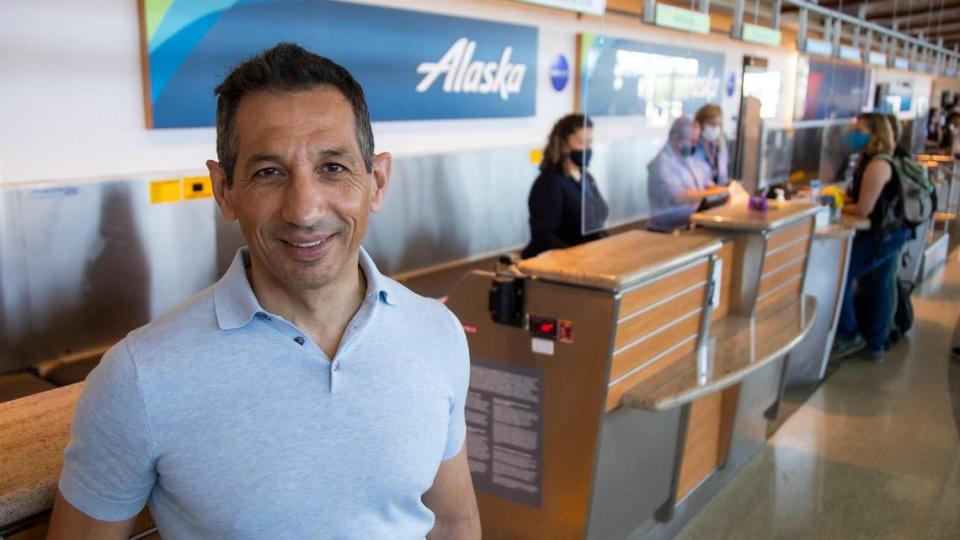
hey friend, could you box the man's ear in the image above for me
[369,152,391,213]
[208,160,237,221]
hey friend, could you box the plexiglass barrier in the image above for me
[579,23,730,235]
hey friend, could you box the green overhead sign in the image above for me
[741,23,781,46]
[655,3,710,34]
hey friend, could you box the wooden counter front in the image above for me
[0,383,82,528]
[0,383,156,538]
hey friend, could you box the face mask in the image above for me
[845,131,870,151]
[679,145,697,157]
[570,148,593,169]
[702,125,721,142]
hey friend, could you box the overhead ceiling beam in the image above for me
[871,10,960,28]
[863,0,960,20]
[917,31,960,39]
[905,22,960,34]
[783,0,960,58]
[783,0,958,17]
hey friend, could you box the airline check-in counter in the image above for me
[445,226,817,539]
[783,215,864,386]
[918,155,960,279]
[688,202,862,389]
[690,202,871,392]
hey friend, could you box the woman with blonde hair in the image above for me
[833,112,910,362]
[693,103,729,185]
[521,113,609,259]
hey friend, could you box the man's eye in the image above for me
[253,167,283,178]
[322,163,346,174]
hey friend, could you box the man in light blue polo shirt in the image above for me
[47,43,480,539]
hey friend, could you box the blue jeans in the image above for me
[837,228,910,352]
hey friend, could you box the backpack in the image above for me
[875,154,936,234]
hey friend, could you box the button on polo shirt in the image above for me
[58,247,470,539]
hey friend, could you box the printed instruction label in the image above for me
[531,337,554,356]
[466,360,544,508]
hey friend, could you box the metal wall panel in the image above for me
[365,147,538,275]
[0,188,28,369]
[1,178,218,373]
[1,143,664,374]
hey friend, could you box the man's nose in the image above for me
[281,168,324,228]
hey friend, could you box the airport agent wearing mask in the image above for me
[521,113,609,259]
[647,116,728,232]
[694,104,730,186]
[47,43,480,540]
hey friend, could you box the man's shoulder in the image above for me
[383,277,455,326]
[123,284,219,357]
[648,149,670,172]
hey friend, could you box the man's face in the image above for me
[671,124,700,154]
[209,87,390,291]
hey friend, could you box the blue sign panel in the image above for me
[145,0,538,127]
[579,34,724,118]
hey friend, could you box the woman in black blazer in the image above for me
[521,114,609,259]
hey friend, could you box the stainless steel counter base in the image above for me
[785,228,855,386]
[622,358,786,540]
[589,356,787,540]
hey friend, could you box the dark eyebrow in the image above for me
[245,153,282,167]
[315,147,355,161]
[244,148,357,168]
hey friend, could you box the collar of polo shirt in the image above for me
[213,247,398,331]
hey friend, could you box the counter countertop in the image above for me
[691,200,822,232]
[518,230,723,292]
[839,213,871,231]
[814,223,857,239]
[0,382,83,526]
[622,295,817,411]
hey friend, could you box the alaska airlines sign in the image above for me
[142,0,538,127]
[416,38,528,100]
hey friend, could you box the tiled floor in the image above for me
[676,250,960,540]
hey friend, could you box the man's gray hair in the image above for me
[668,116,697,143]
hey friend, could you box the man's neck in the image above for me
[248,258,367,359]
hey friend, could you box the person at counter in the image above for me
[647,116,727,232]
[47,43,480,539]
[693,104,729,186]
[833,112,911,362]
[940,112,960,154]
[521,113,609,259]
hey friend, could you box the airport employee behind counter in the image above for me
[694,103,730,186]
[647,116,728,232]
[47,43,480,540]
[521,113,609,259]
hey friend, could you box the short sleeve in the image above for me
[442,309,471,461]
[58,340,157,521]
